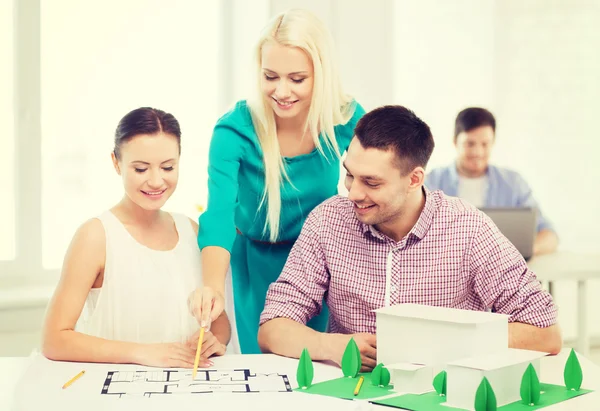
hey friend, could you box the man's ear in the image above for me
[408,167,425,191]
[111,151,121,175]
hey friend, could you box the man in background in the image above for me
[426,107,558,255]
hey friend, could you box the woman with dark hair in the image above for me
[42,107,230,367]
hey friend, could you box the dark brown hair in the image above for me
[454,107,496,142]
[354,105,435,175]
[113,107,181,160]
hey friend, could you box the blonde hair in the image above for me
[248,9,356,242]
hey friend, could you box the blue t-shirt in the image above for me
[426,163,554,233]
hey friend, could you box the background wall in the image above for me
[1,0,599,354]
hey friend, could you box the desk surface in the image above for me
[1,349,599,411]
[528,251,600,281]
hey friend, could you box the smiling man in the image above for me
[257,105,561,371]
[425,108,558,256]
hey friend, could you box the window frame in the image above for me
[0,0,48,287]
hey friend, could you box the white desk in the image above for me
[1,350,598,411]
[528,251,600,356]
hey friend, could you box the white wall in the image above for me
[493,0,600,340]
[494,0,600,252]
[393,0,496,168]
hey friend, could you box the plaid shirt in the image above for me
[260,189,557,333]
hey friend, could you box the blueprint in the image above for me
[101,369,292,397]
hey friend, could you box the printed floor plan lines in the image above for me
[101,369,292,397]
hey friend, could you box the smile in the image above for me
[354,203,376,214]
[272,97,298,109]
[141,189,166,197]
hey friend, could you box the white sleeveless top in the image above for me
[76,211,201,343]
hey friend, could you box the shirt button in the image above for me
[390,285,397,292]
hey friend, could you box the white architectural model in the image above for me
[385,363,433,394]
[376,303,508,366]
[445,349,546,409]
[375,303,548,409]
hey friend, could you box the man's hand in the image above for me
[328,333,377,372]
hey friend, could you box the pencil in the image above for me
[62,370,85,389]
[353,375,364,396]
[192,327,205,379]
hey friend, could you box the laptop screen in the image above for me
[478,208,537,261]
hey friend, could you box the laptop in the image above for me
[479,207,537,261]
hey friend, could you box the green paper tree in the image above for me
[341,338,361,378]
[297,348,314,389]
[380,366,391,386]
[564,348,583,391]
[432,370,447,396]
[474,377,497,411]
[371,363,383,386]
[371,364,391,387]
[520,363,541,405]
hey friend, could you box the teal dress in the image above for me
[197,100,365,353]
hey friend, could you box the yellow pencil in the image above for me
[62,370,85,389]
[192,327,205,379]
[353,375,364,396]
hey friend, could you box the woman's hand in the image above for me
[187,329,226,359]
[188,287,225,328]
[136,342,212,368]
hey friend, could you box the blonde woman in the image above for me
[192,9,365,354]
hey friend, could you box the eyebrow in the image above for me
[362,176,383,182]
[262,68,309,76]
[342,161,383,181]
[131,159,175,165]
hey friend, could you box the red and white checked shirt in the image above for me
[260,189,557,333]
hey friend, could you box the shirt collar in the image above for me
[452,161,494,181]
[360,186,436,242]
[410,186,435,240]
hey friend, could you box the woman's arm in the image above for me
[42,219,203,368]
[189,218,231,328]
[197,246,231,324]
[195,115,248,325]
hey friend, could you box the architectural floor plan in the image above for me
[101,369,292,397]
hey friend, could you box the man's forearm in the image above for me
[508,323,562,354]
[258,318,336,361]
[533,229,559,255]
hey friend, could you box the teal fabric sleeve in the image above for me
[197,119,249,252]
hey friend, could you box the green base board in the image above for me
[372,383,592,410]
[295,372,395,400]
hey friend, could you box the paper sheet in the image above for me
[101,369,292,397]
